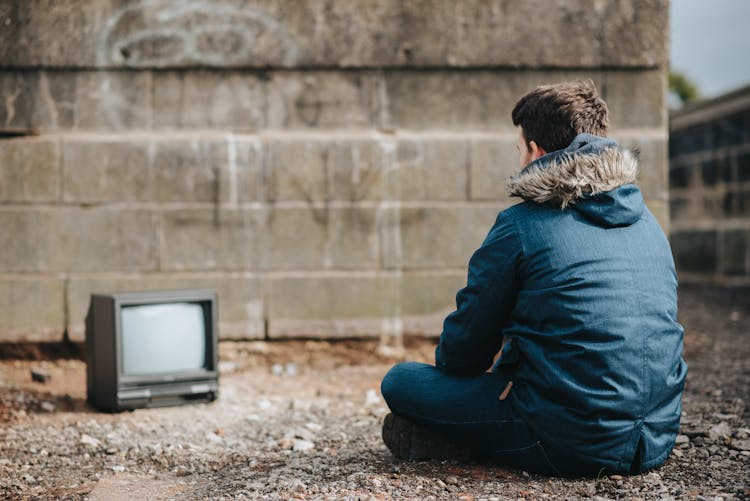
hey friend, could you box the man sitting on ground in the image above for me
[380,80,687,476]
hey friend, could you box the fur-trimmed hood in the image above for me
[507,133,644,227]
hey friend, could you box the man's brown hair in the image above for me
[511,80,609,153]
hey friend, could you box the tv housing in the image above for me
[85,289,219,411]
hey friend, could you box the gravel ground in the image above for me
[0,284,748,500]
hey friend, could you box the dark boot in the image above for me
[382,413,472,461]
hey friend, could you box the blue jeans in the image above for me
[381,361,566,475]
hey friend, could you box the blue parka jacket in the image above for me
[435,134,687,473]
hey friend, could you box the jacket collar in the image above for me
[507,133,638,208]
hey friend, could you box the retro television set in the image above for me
[85,289,219,411]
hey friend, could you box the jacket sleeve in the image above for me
[435,210,522,375]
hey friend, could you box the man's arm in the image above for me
[435,211,522,375]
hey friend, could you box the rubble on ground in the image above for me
[0,286,748,500]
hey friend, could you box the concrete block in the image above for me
[152,71,380,129]
[73,71,154,130]
[159,209,264,271]
[384,70,666,131]
[150,139,224,203]
[0,1,667,69]
[0,209,57,272]
[324,208,381,270]
[614,135,668,201]
[267,72,381,128]
[401,271,465,316]
[268,271,470,338]
[0,1,104,67]
[61,139,154,203]
[401,271,466,336]
[396,0,668,69]
[66,274,265,341]
[261,208,380,270]
[394,136,468,200]
[223,135,265,203]
[600,70,666,129]
[377,203,402,271]
[262,208,325,270]
[152,71,268,129]
[383,70,527,131]
[59,208,159,272]
[0,277,65,342]
[0,72,34,130]
[61,136,260,204]
[265,135,383,203]
[327,138,384,203]
[469,137,519,201]
[0,137,60,203]
[0,71,77,131]
[0,70,153,131]
[0,208,157,272]
[398,206,499,269]
[267,274,389,338]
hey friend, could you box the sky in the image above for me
[671,0,750,98]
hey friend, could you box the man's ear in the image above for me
[528,140,547,160]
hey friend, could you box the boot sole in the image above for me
[382,413,472,461]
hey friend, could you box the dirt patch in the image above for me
[0,341,84,361]
[0,284,748,500]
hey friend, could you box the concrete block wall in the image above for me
[0,0,670,342]
[669,85,750,284]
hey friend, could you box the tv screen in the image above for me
[121,302,206,376]
[85,289,219,411]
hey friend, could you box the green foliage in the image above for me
[669,71,701,105]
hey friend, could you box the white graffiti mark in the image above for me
[96,0,299,128]
[97,0,299,68]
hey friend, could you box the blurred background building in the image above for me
[669,86,750,283]
[0,0,670,344]
[669,0,750,285]
[668,0,750,284]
